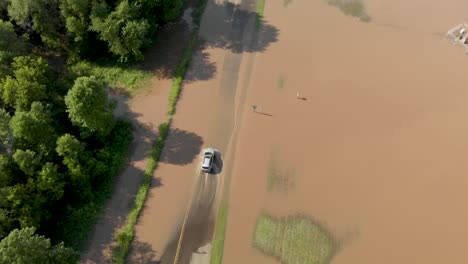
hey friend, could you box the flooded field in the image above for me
[222,0,468,263]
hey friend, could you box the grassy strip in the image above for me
[166,0,210,116]
[253,214,336,264]
[112,121,170,264]
[193,0,209,27]
[209,186,230,264]
[326,0,371,22]
[70,60,151,94]
[256,0,266,28]
[168,34,197,115]
[111,0,209,262]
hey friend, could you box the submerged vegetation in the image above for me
[326,0,371,22]
[254,213,336,264]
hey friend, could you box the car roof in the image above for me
[202,156,212,167]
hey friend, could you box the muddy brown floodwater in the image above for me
[158,149,224,264]
[222,0,468,264]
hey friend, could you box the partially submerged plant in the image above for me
[327,0,371,22]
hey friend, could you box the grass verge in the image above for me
[253,213,336,264]
[168,34,197,115]
[326,0,371,22]
[110,0,209,262]
[167,0,210,116]
[256,0,266,28]
[209,183,230,264]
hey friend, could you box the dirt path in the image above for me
[80,14,193,264]
[223,0,468,264]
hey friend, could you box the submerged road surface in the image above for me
[158,0,260,263]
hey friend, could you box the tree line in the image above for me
[0,0,184,62]
[0,0,185,262]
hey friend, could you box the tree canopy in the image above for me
[65,76,114,136]
[0,20,28,78]
[1,0,185,61]
[0,227,77,264]
[0,0,185,259]
[90,0,150,62]
[8,0,64,49]
[1,56,49,111]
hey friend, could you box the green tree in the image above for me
[0,227,77,264]
[36,162,64,201]
[90,0,149,62]
[59,0,95,58]
[8,0,65,49]
[0,2,8,20]
[0,159,22,235]
[0,56,49,111]
[12,149,40,176]
[55,134,84,175]
[155,0,184,24]
[59,0,90,43]
[0,197,15,239]
[9,102,55,154]
[56,133,92,199]
[3,184,38,228]
[65,76,114,136]
[0,109,12,154]
[0,20,28,78]
[131,0,184,37]
[5,153,64,228]
[0,155,15,187]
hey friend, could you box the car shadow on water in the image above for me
[210,150,224,175]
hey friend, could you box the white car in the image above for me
[201,148,215,173]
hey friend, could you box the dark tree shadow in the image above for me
[134,1,279,84]
[127,240,160,264]
[108,91,156,162]
[198,2,279,54]
[183,44,218,83]
[137,20,192,76]
[79,91,165,263]
[181,1,279,83]
[159,128,204,165]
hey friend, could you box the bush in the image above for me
[70,61,150,92]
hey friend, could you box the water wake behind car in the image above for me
[159,150,223,264]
